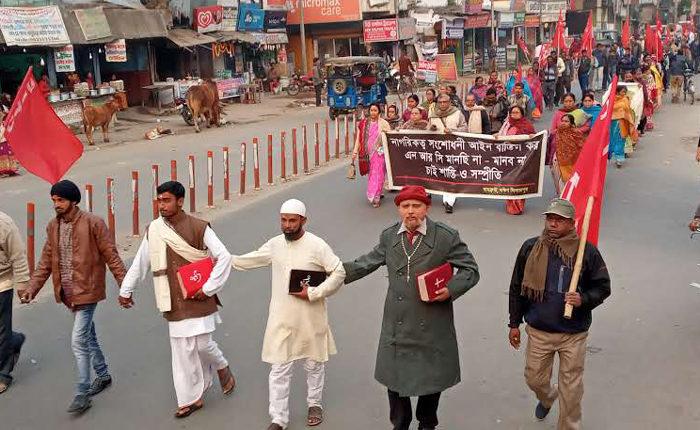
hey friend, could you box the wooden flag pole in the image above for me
[564,195,595,319]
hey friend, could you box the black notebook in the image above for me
[289,269,327,293]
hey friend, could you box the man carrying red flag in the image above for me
[508,198,611,430]
[4,68,82,184]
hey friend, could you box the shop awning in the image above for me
[103,8,168,40]
[212,31,259,44]
[167,28,217,48]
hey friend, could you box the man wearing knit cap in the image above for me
[344,185,480,430]
[508,198,610,430]
[232,198,346,430]
[19,179,127,414]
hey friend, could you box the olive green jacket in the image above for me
[344,218,479,396]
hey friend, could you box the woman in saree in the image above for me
[498,106,536,215]
[609,86,636,168]
[352,103,392,207]
[554,114,585,183]
[399,107,429,130]
[526,66,544,119]
[0,113,18,177]
[638,66,658,131]
[385,104,402,130]
[580,92,602,129]
[468,76,488,103]
[647,55,664,107]
[547,93,590,164]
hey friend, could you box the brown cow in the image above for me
[82,99,122,145]
[186,79,220,133]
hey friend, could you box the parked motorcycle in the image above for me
[285,73,316,96]
[175,97,194,126]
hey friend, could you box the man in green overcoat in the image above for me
[343,185,480,430]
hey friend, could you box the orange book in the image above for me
[416,262,453,302]
[176,258,214,299]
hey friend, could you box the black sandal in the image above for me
[174,400,203,418]
[307,406,323,427]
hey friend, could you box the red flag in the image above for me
[4,68,83,184]
[644,23,655,54]
[553,11,567,51]
[560,76,618,245]
[580,12,593,54]
[517,64,523,83]
[621,17,630,50]
[569,0,576,10]
[517,35,531,62]
[538,42,552,69]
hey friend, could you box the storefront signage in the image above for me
[417,60,437,83]
[252,32,288,44]
[525,0,566,22]
[524,14,540,27]
[436,53,458,81]
[218,0,239,6]
[54,45,75,72]
[0,6,70,46]
[238,3,265,31]
[398,17,417,40]
[443,24,464,39]
[287,0,362,25]
[464,13,491,29]
[500,12,514,29]
[464,0,483,14]
[264,10,287,32]
[105,39,127,62]
[363,18,398,43]
[514,12,525,25]
[222,6,238,31]
[263,0,289,10]
[194,5,224,33]
[74,7,111,41]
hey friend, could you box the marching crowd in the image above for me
[1,178,610,430]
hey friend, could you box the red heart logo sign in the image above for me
[198,11,213,29]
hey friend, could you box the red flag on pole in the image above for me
[621,17,630,50]
[569,0,576,10]
[553,11,567,51]
[516,64,523,83]
[580,12,593,53]
[539,42,553,68]
[644,23,655,54]
[560,76,618,245]
[4,68,82,184]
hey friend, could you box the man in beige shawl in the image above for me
[119,181,235,418]
[231,199,346,430]
[507,199,610,430]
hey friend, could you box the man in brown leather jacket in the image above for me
[19,180,126,415]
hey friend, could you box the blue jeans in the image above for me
[578,73,589,95]
[71,303,109,396]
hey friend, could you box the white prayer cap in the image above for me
[280,199,307,217]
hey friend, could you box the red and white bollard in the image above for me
[107,177,115,242]
[314,123,321,168]
[188,155,196,212]
[239,142,246,195]
[131,171,140,237]
[253,137,261,190]
[207,150,214,208]
[302,125,309,174]
[324,120,330,163]
[344,115,349,156]
[223,146,230,201]
[280,131,287,181]
[292,128,299,176]
[170,160,177,181]
[334,117,340,159]
[26,202,34,274]
[267,134,274,186]
[85,184,94,213]
[151,165,159,219]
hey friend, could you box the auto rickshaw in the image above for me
[325,56,388,120]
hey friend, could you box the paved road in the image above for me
[2,96,700,429]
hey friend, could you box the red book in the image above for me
[176,258,214,299]
[416,262,453,302]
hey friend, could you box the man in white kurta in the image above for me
[231,199,345,430]
[118,181,235,418]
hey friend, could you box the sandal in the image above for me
[217,366,236,395]
[307,406,323,427]
[174,399,204,418]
